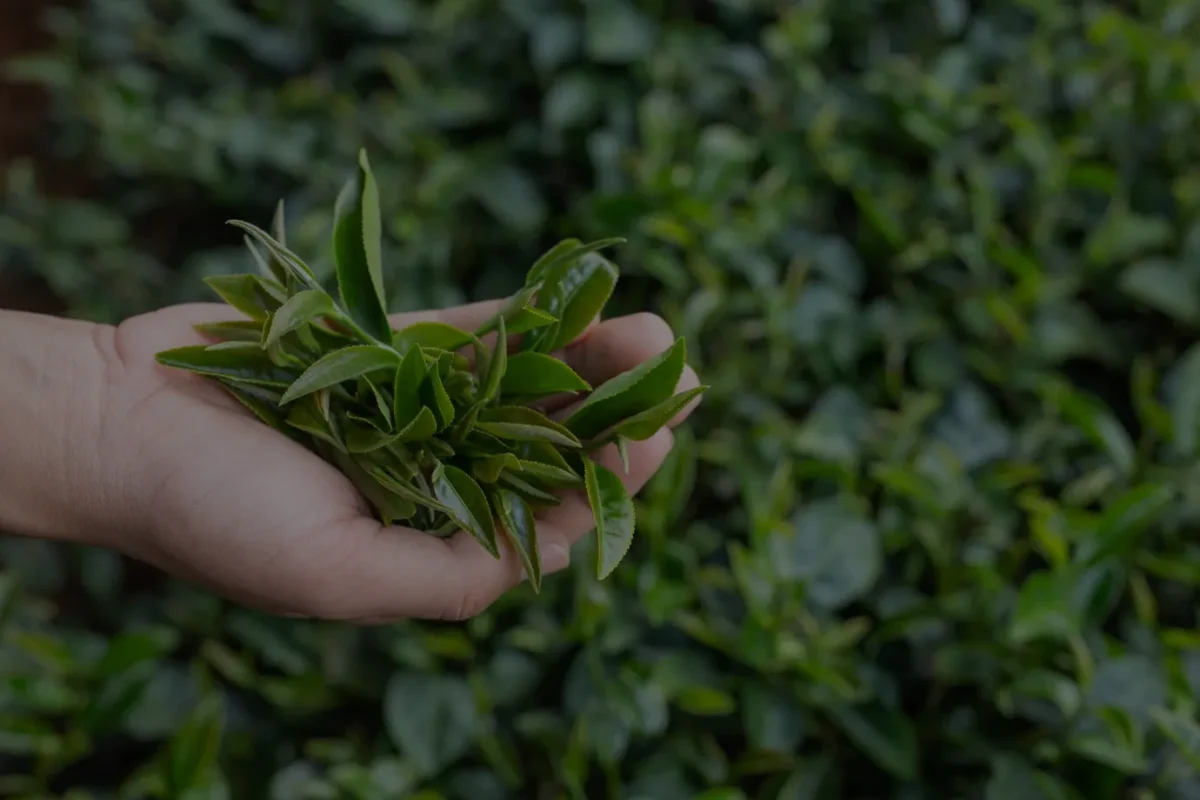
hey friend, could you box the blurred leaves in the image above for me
[6,0,1200,797]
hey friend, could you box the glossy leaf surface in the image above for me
[280,346,401,405]
[584,458,635,579]
[565,338,688,439]
[332,149,391,343]
[501,352,591,397]
[433,464,500,557]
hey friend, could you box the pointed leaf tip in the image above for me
[584,459,635,579]
[332,152,390,343]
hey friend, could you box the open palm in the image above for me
[94,298,699,623]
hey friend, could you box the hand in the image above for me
[79,300,701,623]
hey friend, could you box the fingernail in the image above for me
[542,541,571,574]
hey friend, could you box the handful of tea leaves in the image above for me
[154,150,705,588]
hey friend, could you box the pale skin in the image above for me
[0,301,700,623]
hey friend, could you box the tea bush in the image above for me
[4,1,1200,798]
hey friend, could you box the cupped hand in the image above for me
[90,299,701,623]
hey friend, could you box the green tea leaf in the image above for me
[271,199,287,242]
[595,385,707,443]
[477,406,582,448]
[475,283,541,338]
[253,200,289,284]
[433,464,500,557]
[227,220,321,290]
[203,274,284,320]
[507,306,557,334]
[515,440,576,471]
[245,232,286,286]
[344,422,401,454]
[393,345,428,428]
[498,472,562,507]
[361,376,394,430]
[280,345,401,405]
[525,238,582,287]
[480,315,508,403]
[424,368,456,430]
[156,344,300,387]
[584,458,635,579]
[524,237,625,288]
[514,459,581,487]
[494,488,542,591]
[397,406,438,442]
[371,466,458,518]
[615,436,631,474]
[565,338,687,440]
[472,453,522,483]
[286,395,346,452]
[501,352,591,397]
[332,149,391,343]
[263,332,310,370]
[194,319,264,343]
[219,383,289,431]
[332,448,417,525]
[384,673,479,778]
[263,290,339,348]
[393,321,477,354]
[542,252,620,353]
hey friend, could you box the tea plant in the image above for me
[155,150,704,587]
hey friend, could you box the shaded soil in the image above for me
[0,0,72,314]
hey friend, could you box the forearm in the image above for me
[0,309,112,545]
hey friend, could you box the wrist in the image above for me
[0,310,122,547]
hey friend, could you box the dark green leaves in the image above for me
[280,345,400,405]
[584,458,635,579]
[332,149,391,343]
[263,290,338,348]
[524,237,625,288]
[479,316,508,403]
[393,346,428,427]
[565,338,688,440]
[203,274,285,320]
[432,464,499,557]
[424,366,456,430]
[596,384,706,443]
[502,351,591,397]
[384,673,479,778]
[525,248,621,353]
[227,220,321,291]
[493,488,542,591]
[477,406,582,448]
[156,344,300,387]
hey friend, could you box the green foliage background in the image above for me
[4,0,1200,797]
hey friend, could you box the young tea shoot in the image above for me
[155,149,706,588]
